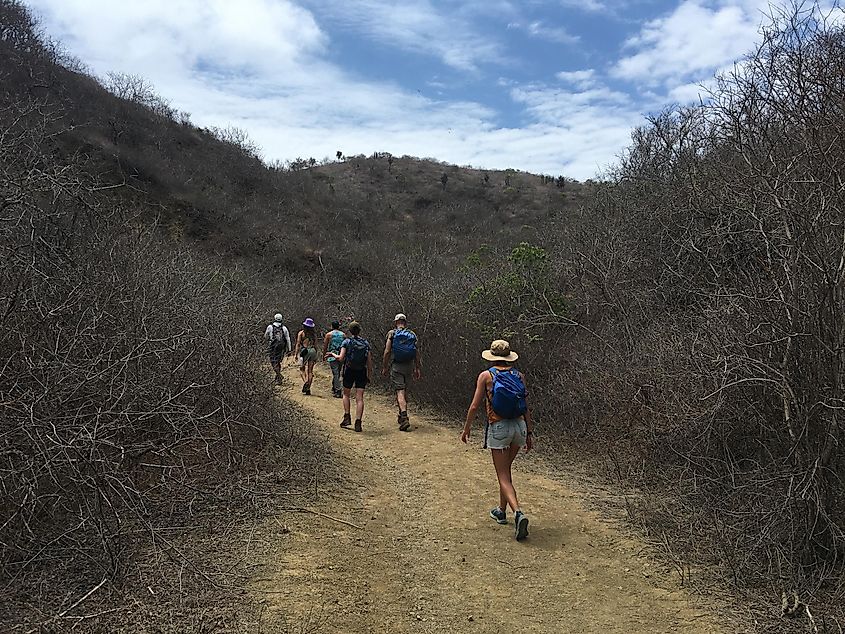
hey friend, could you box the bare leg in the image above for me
[355,388,365,420]
[396,388,408,412]
[299,362,307,384]
[342,388,352,415]
[306,360,316,386]
[491,445,522,513]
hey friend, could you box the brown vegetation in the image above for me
[3,0,845,630]
[1,2,327,630]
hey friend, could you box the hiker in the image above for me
[322,320,346,398]
[327,321,372,433]
[294,318,319,395]
[264,313,291,385]
[381,313,420,432]
[461,339,534,541]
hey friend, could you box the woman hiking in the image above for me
[294,318,319,395]
[326,321,372,433]
[461,339,534,541]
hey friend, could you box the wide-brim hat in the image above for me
[303,318,315,328]
[481,339,519,362]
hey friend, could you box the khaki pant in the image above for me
[390,361,414,390]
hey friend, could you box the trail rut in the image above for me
[251,365,722,633]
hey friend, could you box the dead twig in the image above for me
[285,508,363,530]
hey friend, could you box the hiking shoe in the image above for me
[354,419,363,433]
[340,414,352,428]
[489,507,507,525]
[301,383,308,394]
[514,511,529,541]
[398,411,411,432]
[274,377,283,385]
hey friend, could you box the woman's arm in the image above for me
[461,372,488,443]
[322,332,331,358]
[293,331,303,358]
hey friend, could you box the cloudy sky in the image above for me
[27,0,789,179]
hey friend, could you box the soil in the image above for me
[250,364,723,633]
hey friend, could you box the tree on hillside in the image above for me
[104,72,175,119]
[0,0,38,49]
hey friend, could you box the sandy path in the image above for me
[251,365,722,633]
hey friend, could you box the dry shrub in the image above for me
[0,6,328,628]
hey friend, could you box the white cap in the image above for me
[394,313,407,322]
[274,313,283,322]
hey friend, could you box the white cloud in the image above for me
[25,0,634,179]
[28,0,325,78]
[556,69,596,88]
[512,83,633,126]
[508,20,580,44]
[613,1,762,84]
[304,0,502,71]
[667,81,710,103]
[509,83,646,174]
[559,0,606,12]
[29,0,788,181]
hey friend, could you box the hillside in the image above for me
[3,0,845,631]
[1,23,589,271]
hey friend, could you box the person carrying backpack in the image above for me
[322,320,345,398]
[461,339,534,541]
[294,318,319,395]
[327,321,372,433]
[381,313,421,432]
[264,313,291,385]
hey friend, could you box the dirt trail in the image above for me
[252,365,722,633]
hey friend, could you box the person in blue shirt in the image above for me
[322,320,346,398]
[327,321,372,433]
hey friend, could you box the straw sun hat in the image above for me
[481,339,519,363]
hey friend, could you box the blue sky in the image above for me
[25,0,801,179]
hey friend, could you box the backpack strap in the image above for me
[487,368,498,401]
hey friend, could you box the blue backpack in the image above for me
[345,337,370,370]
[392,329,417,362]
[489,368,527,419]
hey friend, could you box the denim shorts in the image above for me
[484,418,527,450]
